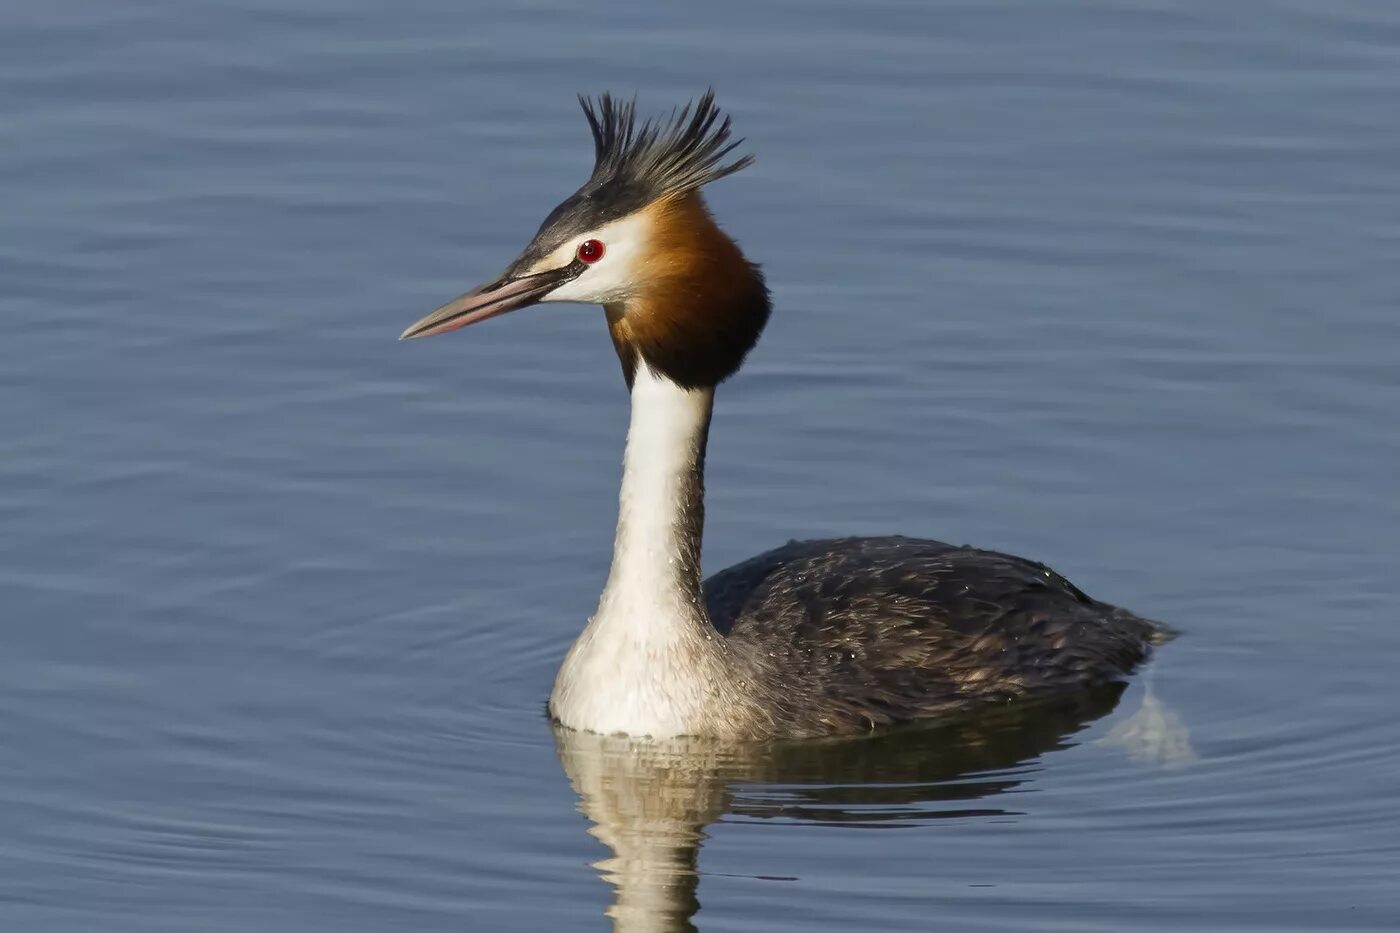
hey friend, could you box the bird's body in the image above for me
[401,92,1167,740]
[710,536,1162,737]
[542,362,1162,739]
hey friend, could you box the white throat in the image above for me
[600,364,711,617]
[550,363,726,737]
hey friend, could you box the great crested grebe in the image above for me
[401,92,1168,739]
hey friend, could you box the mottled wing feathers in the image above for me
[704,536,1159,735]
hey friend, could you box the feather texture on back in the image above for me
[706,536,1165,736]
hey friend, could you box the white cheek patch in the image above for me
[529,211,654,305]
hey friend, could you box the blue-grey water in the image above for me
[4,2,1400,930]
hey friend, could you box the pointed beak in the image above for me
[399,262,583,340]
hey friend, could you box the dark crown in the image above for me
[506,92,754,277]
[579,91,753,208]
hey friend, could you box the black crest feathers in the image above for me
[508,92,754,273]
[578,91,753,205]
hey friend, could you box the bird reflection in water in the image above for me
[553,683,1191,932]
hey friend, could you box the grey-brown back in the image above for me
[703,536,1165,737]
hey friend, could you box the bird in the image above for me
[399,92,1170,740]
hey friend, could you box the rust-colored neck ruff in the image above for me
[606,193,770,389]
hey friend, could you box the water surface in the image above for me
[3,1,1399,930]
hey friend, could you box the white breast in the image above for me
[549,365,722,737]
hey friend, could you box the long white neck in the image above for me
[550,364,729,738]
[602,363,712,621]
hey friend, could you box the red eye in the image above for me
[576,239,605,263]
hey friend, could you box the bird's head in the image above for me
[400,92,771,389]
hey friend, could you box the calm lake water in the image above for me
[4,1,1400,930]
